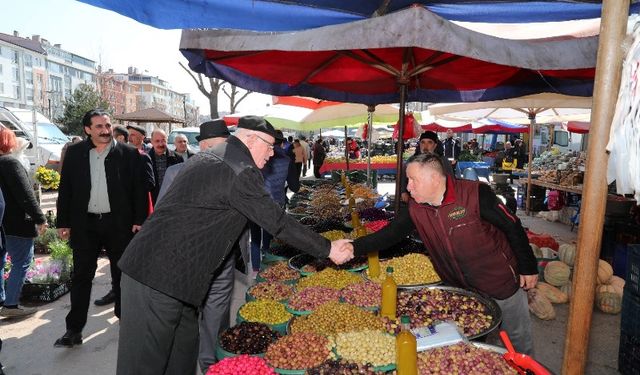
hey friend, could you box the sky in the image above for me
[1,0,271,116]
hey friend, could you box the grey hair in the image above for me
[174,133,187,142]
[406,153,445,176]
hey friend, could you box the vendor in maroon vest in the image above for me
[350,153,538,355]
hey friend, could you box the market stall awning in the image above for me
[264,97,414,131]
[114,107,185,123]
[426,93,592,124]
[567,120,591,134]
[180,7,597,106]
[78,0,640,31]
[421,122,473,133]
[472,119,530,134]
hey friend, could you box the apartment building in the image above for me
[0,31,96,119]
[97,68,137,115]
[0,31,48,113]
[114,67,199,127]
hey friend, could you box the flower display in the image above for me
[35,166,60,190]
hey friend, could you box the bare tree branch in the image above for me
[179,62,211,98]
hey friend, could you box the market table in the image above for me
[455,161,491,180]
[319,162,398,175]
[529,179,583,194]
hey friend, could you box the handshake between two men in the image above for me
[328,239,355,265]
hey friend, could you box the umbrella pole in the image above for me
[525,114,535,215]
[344,125,349,173]
[367,106,374,186]
[394,82,407,213]
[562,1,628,374]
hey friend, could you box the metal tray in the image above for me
[397,285,502,340]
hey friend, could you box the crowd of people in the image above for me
[0,112,538,374]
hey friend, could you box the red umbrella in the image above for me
[567,120,590,134]
[180,6,596,209]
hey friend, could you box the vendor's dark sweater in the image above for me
[354,182,537,297]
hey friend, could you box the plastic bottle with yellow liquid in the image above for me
[396,315,418,375]
[351,210,361,229]
[380,266,397,319]
[367,251,380,278]
[340,170,346,186]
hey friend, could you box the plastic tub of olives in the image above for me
[396,285,502,341]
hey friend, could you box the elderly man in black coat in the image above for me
[117,116,354,375]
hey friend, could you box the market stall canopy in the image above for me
[263,96,416,131]
[426,93,592,124]
[180,7,597,106]
[421,119,529,133]
[567,120,591,134]
[421,121,473,133]
[78,0,640,31]
[113,107,185,123]
[471,119,530,134]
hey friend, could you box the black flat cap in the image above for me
[419,131,438,143]
[237,116,282,141]
[197,119,230,141]
[126,124,146,136]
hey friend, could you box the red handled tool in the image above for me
[500,330,552,375]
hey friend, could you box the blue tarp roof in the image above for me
[77,0,640,31]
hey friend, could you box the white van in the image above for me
[0,106,69,171]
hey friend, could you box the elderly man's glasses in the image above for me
[254,134,275,150]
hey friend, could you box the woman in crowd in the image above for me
[0,128,47,318]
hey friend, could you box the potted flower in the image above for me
[22,240,73,302]
[34,166,61,190]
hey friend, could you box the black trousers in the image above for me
[313,163,323,178]
[117,274,199,375]
[66,214,132,332]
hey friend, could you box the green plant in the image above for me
[35,228,60,254]
[48,239,73,280]
[35,166,61,190]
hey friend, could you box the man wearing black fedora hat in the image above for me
[156,119,230,201]
[117,116,354,375]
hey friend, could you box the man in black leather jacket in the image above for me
[116,116,353,375]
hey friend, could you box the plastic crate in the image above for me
[21,280,71,303]
[625,245,640,297]
[622,289,640,337]
[618,331,640,375]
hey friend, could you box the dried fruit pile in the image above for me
[306,359,386,375]
[335,330,395,367]
[340,281,381,308]
[287,286,341,312]
[296,268,362,290]
[290,301,383,338]
[264,332,334,370]
[247,282,294,301]
[383,288,493,337]
[238,300,292,325]
[259,262,300,283]
[218,322,280,354]
[417,343,517,374]
[365,253,440,286]
[205,355,275,375]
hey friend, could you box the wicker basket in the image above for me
[21,279,72,303]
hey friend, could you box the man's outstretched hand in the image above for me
[329,239,354,265]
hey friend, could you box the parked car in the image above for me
[167,127,200,153]
[0,106,69,171]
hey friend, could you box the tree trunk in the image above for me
[209,91,219,119]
